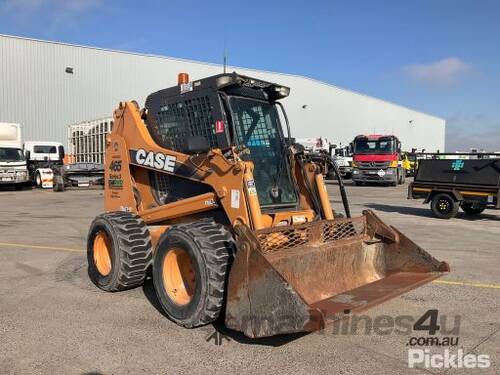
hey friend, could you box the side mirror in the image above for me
[58,145,65,161]
[25,150,31,161]
[185,136,210,154]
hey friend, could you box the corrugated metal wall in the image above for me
[0,34,445,151]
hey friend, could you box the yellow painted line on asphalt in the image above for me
[433,279,500,289]
[0,243,499,290]
[0,242,84,253]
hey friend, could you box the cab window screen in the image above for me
[153,96,217,152]
[230,97,297,207]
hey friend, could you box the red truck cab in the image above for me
[351,134,405,186]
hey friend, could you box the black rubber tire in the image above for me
[460,202,485,216]
[87,212,153,292]
[35,172,42,188]
[53,176,65,192]
[326,169,336,180]
[397,171,402,185]
[431,193,459,219]
[152,219,235,328]
[354,181,363,186]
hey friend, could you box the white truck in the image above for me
[295,137,331,154]
[25,139,105,190]
[24,141,64,188]
[331,145,353,179]
[0,123,29,189]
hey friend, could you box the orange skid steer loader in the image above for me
[87,72,449,338]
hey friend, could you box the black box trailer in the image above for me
[408,157,500,219]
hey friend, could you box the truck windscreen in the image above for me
[354,139,395,154]
[229,97,298,207]
[33,145,57,154]
[0,148,25,162]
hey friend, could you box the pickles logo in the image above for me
[130,149,177,173]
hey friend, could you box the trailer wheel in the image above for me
[152,219,235,328]
[53,175,65,192]
[87,212,153,291]
[431,193,459,219]
[460,202,485,216]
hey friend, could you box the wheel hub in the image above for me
[163,248,196,306]
[438,200,450,212]
[93,232,112,276]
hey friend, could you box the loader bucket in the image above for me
[225,210,449,338]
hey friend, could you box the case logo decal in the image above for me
[131,149,177,173]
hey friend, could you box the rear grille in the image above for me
[155,96,217,152]
[357,161,391,169]
[256,217,366,254]
[150,171,171,203]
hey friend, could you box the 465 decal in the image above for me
[109,160,122,172]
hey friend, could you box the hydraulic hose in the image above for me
[297,157,323,220]
[328,157,351,218]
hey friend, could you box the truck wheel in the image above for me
[397,171,404,185]
[354,181,363,186]
[431,193,459,219]
[152,219,235,328]
[35,172,42,187]
[87,212,153,292]
[460,202,485,216]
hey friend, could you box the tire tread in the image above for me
[88,211,153,291]
[156,219,235,327]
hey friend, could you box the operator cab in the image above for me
[144,72,298,209]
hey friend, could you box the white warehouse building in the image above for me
[0,34,445,151]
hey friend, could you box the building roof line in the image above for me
[0,33,445,122]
